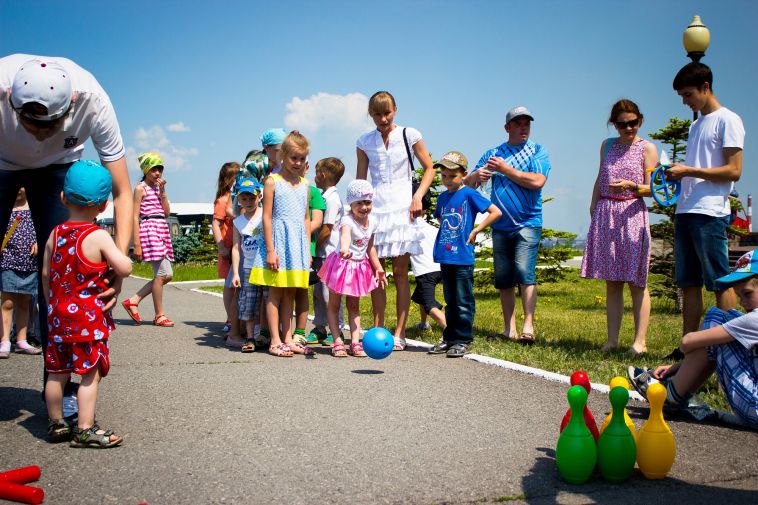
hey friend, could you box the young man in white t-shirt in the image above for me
[666,62,745,335]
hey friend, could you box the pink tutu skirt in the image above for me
[318,253,378,297]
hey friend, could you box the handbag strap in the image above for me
[402,127,416,180]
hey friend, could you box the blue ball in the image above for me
[362,327,394,360]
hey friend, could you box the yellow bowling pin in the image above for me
[599,376,637,443]
[637,382,676,479]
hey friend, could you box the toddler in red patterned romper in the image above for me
[42,160,132,448]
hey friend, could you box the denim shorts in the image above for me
[0,269,38,295]
[492,227,541,289]
[674,213,730,291]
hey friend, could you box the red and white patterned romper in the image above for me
[45,222,115,376]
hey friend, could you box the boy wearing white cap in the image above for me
[630,249,758,429]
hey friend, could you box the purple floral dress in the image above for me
[581,138,650,288]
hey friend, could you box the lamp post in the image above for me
[682,15,710,120]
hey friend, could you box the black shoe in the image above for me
[446,343,472,357]
[428,341,451,354]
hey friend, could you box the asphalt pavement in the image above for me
[1,276,756,504]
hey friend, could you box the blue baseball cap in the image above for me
[260,128,286,147]
[716,249,758,288]
[64,160,112,206]
[236,177,263,196]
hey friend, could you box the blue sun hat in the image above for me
[715,249,758,288]
[64,160,112,206]
[260,128,287,147]
[236,177,263,196]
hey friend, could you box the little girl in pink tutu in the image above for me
[318,179,387,357]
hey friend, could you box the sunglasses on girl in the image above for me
[615,118,640,129]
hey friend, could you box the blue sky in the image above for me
[2,0,756,236]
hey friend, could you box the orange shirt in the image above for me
[213,192,233,249]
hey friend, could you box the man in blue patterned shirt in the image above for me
[464,106,551,345]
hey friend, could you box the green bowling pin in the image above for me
[556,385,597,484]
[597,386,637,483]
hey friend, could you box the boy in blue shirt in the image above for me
[430,152,501,357]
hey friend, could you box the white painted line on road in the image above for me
[404,338,645,401]
[191,288,223,298]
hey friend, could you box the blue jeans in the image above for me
[492,227,541,289]
[441,264,475,344]
[674,213,730,291]
[0,165,72,386]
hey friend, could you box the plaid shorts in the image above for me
[704,307,758,428]
[239,268,267,321]
[45,340,110,377]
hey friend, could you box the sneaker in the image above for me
[628,366,659,399]
[413,322,432,332]
[321,333,335,347]
[446,343,472,358]
[427,340,451,354]
[306,327,327,345]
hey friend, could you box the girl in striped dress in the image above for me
[122,152,175,327]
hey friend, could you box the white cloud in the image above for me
[167,121,190,132]
[127,125,198,175]
[284,92,373,136]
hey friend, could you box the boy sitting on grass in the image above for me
[630,249,758,430]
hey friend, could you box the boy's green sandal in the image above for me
[70,424,123,449]
[306,327,326,345]
[47,418,72,443]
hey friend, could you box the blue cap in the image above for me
[236,177,263,196]
[63,160,112,206]
[260,128,286,147]
[716,249,758,288]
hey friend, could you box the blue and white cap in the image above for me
[716,249,758,288]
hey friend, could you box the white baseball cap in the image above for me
[10,59,73,121]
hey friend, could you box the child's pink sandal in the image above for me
[332,342,348,358]
[348,341,367,357]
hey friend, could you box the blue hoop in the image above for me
[650,164,681,207]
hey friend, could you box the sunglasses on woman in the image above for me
[615,118,640,129]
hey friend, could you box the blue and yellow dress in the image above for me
[249,174,310,288]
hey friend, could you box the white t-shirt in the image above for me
[676,107,745,217]
[722,308,758,352]
[317,186,344,259]
[233,212,262,269]
[338,213,377,261]
[410,220,441,277]
[0,54,125,171]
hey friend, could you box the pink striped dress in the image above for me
[580,138,650,288]
[138,181,174,262]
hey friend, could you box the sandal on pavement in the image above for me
[348,341,367,357]
[241,339,255,353]
[269,343,293,357]
[70,424,122,448]
[332,342,348,358]
[393,337,407,351]
[518,333,535,345]
[121,299,142,324]
[14,344,42,355]
[222,320,232,333]
[153,315,175,327]
[47,418,72,443]
[289,342,314,355]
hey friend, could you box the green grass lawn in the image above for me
[131,261,221,282]
[189,263,727,409]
